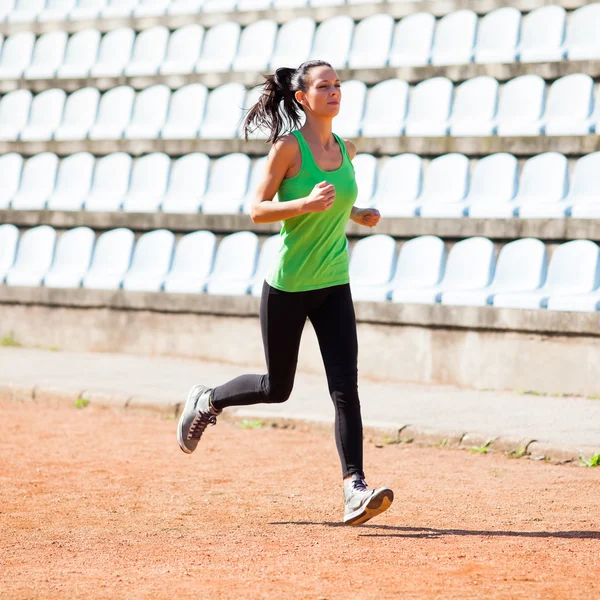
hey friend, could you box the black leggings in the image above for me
[212,282,363,478]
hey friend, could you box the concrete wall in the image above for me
[1,286,599,395]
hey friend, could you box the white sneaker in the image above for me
[177,384,220,454]
[343,473,393,526]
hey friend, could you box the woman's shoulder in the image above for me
[342,139,357,160]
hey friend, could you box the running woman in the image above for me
[177,60,393,526]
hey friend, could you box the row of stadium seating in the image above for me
[2,224,600,311]
[3,151,600,218]
[1,6,599,78]
[3,74,600,143]
[0,0,413,23]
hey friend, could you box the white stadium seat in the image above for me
[122,229,175,292]
[0,224,19,283]
[404,77,453,137]
[474,7,521,64]
[39,0,74,19]
[270,18,315,70]
[82,228,135,290]
[361,78,408,138]
[90,28,135,79]
[238,0,272,9]
[349,234,397,302]
[0,0,14,21]
[370,154,422,218]
[166,0,204,16]
[249,234,281,297]
[46,152,95,211]
[133,0,170,17]
[88,86,135,140]
[7,0,45,22]
[431,9,477,66]
[442,238,547,306]
[495,75,546,137]
[334,80,366,138]
[195,21,240,73]
[101,0,139,19]
[310,0,344,6]
[206,231,259,296]
[565,4,600,61]
[515,153,569,219]
[54,87,100,141]
[124,85,171,139]
[161,83,207,140]
[418,153,470,218]
[273,0,306,6]
[84,152,132,212]
[309,16,354,69]
[203,0,235,10]
[69,0,106,19]
[24,31,68,80]
[0,32,35,79]
[392,237,494,305]
[353,153,377,206]
[348,14,394,70]
[466,153,518,218]
[199,83,246,139]
[124,26,170,77]
[159,25,204,76]
[232,19,277,73]
[201,153,250,214]
[11,153,59,211]
[389,13,434,67]
[517,6,566,63]
[56,29,101,79]
[543,74,594,136]
[449,76,499,137]
[122,153,171,213]
[161,153,210,214]
[547,290,600,312]
[163,230,217,294]
[242,156,267,214]
[495,240,600,309]
[389,236,446,303]
[5,226,57,287]
[19,88,66,142]
[0,90,32,142]
[43,227,96,289]
[0,153,23,210]
[566,153,600,219]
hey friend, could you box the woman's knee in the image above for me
[263,379,294,404]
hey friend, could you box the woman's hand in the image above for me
[303,181,336,213]
[351,207,381,228]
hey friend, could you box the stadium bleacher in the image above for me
[1,0,600,311]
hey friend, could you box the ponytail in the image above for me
[243,60,332,143]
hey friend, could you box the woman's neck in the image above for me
[300,117,335,148]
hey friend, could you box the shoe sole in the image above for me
[177,384,206,454]
[344,488,394,526]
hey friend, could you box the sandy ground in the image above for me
[0,397,598,600]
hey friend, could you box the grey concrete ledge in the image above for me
[3,60,598,96]
[0,0,596,37]
[5,209,600,243]
[1,382,594,464]
[1,285,598,336]
[1,135,598,159]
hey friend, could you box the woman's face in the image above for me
[296,66,342,119]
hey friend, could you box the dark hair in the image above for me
[243,60,333,143]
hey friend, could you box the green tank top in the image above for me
[267,130,358,293]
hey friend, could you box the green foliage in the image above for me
[470,439,493,454]
[1,333,21,347]
[238,419,265,429]
[73,396,90,409]
[579,453,600,468]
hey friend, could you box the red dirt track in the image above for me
[0,397,599,599]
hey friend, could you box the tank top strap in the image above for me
[291,130,315,169]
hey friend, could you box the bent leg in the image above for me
[211,282,307,410]
[309,284,363,478]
